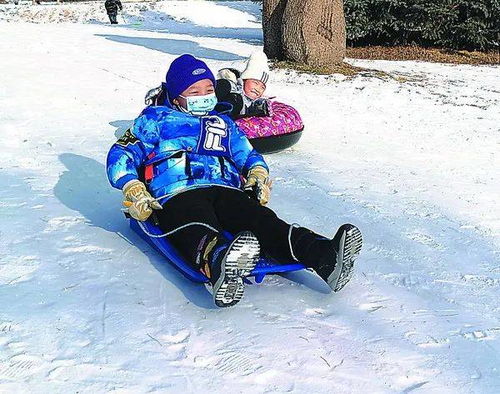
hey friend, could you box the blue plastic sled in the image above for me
[130,218,306,284]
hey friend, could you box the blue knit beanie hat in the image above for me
[165,54,216,103]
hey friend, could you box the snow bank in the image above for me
[0,0,261,27]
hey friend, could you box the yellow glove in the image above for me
[122,180,162,221]
[244,166,272,205]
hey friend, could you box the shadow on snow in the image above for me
[96,33,245,61]
[109,119,133,139]
[54,153,216,309]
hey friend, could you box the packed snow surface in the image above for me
[0,1,499,393]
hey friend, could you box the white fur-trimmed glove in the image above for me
[122,180,162,221]
[243,166,272,205]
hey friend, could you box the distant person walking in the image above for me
[105,0,122,25]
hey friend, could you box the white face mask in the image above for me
[179,93,218,115]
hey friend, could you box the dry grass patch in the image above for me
[271,60,366,76]
[272,46,498,80]
[347,46,499,65]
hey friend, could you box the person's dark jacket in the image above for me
[105,0,122,14]
[215,69,244,118]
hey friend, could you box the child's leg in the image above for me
[212,187,320,263]
[156,188,225,269]
[158,187,260,306]
[213,187,363,291]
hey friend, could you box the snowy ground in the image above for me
[1,1,499,393]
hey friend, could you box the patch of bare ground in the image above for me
[271,60,366,76]
[347,46,499,65]
[271,60,413,82]
[272,46,498,80]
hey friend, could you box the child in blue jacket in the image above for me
[107,54,362,307]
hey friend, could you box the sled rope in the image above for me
[137,221,219,238]
[288,223,300,262]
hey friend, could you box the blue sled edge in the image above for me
[130,219,306,284]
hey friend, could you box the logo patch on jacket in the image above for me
[197,116,230,157]
[116,129,139,147]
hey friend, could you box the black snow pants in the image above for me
[155,186,324,270]
[108,12,118,24]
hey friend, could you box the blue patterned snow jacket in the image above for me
[106,105,268,205]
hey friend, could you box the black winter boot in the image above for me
[200,232,260,307]
[316,224,362,291]
[292,224,362,292]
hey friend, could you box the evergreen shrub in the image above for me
[344,0,499,51]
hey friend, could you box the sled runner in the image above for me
[129,217,307,284]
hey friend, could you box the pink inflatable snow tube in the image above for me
[235,101,303,153]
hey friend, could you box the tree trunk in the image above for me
[262,0,288,60]
[281,0,346,69]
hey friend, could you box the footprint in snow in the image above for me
[0,354,45,380]
[405,231,445,251]
[359,303,384,313]
[0,255,40,285]
[214,350,262,376]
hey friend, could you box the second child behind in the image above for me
[215,51,271,119]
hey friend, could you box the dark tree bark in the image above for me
[263,0,346,69]
[262,0,288,60]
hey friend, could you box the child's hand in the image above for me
[122,180,162,221]
[244,166,272,205]
[246,99,270,117]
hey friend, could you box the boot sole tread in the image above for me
[214,232,260,307]
[332,226,363,292]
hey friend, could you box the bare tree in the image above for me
[263,0,346,70]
